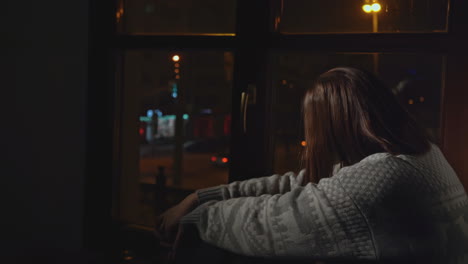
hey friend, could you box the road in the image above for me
[139,144,228,190]
[138,141,303,191]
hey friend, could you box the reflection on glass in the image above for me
[279,0,449,33]
[120,50,233,226]
[119,0,236,35]
[271,52,445,174]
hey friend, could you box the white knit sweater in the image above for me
[181,144,468,263]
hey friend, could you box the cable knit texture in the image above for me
[180,144,468,263]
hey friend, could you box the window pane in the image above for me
[118,50,233,226]
[279,0,449,33]
[271,52,445,174]
[118,0,236,35]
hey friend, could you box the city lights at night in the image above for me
[371,3,381,12]
[362,3,381,13]
[362,4,372,13]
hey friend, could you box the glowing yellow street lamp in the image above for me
[363,3,382,13]
[171,53,183,186]
[362,1,381,73]
[362,2,381,13]
[362,4,372,13]
[362,1,381,33]
[371,3,382,12]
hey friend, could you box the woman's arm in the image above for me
[155,171,304,244]
[155,192,199,244]
[196,170,306,204]
[180,176,374,260]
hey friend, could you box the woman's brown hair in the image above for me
[303,67,431,183]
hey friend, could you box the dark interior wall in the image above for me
[2,0,88,261]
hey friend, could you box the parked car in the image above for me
[210,153,230,168]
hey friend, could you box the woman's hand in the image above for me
[154,192,199,245]
[168,223,201,262]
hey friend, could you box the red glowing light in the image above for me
[211,156,217,162]
[221,157,228,163]
[139,128,145,136]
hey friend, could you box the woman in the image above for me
[155,67,468,263]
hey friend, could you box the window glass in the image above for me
[118,50,233,226]
[271,52,445,174]
[279,0,449,33]
[118,0,236,35]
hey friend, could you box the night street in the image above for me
[139,144,228,190]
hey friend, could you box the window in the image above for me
[86,0,468,261]
[118,50,233,225]
[279,0,450,33]
[118,0,236,34]
[271,52,445,173]
[112,0,454,231]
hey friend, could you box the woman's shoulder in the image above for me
[338,143,440,174]
[333,151,419,184]
[332,143,450,191]
[340,152,407,171]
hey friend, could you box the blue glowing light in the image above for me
[171,83,178,98]
[154,109,163,117]
[147,109,153,118]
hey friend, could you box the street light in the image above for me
[363,3,381,13]
[371,3,382,12]
[362,1,381,32]
[362,1,381,73]
[362,4,372,13]
[171,53,183,186]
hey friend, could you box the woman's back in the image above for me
[333,144,468,263]
[396,144,468,264]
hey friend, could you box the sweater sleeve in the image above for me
[195,170,306,204]
[181,175,376,260]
